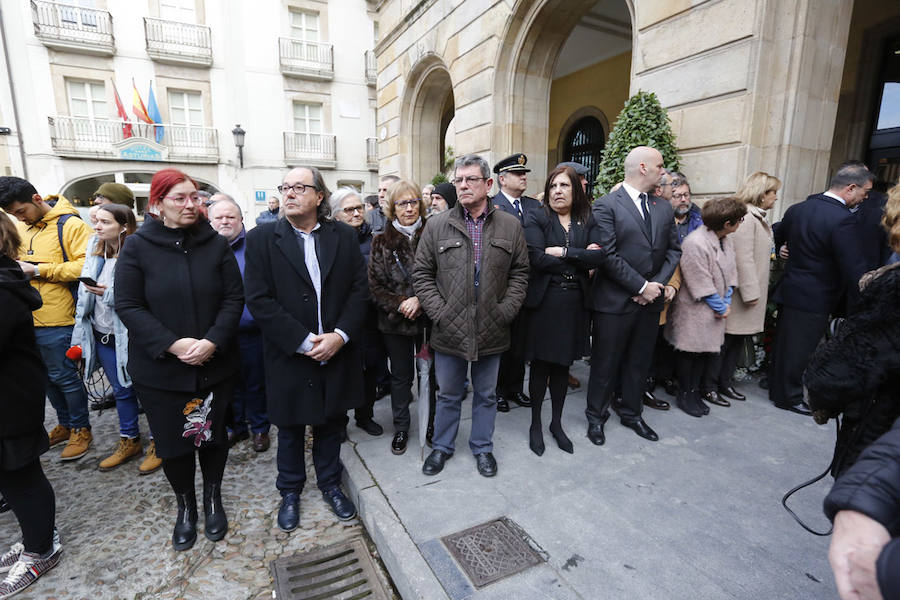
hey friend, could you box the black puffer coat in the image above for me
[806,263,900,476]
[368,221,426,337]
[824,416,900,599]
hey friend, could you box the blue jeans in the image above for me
[94,331,140,438]
[432,352,500,455]
[34,326,90,430]
[232,331,270,435]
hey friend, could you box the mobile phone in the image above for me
[78,276,98,286]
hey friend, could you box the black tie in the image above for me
[640,193,651,232]
[513,198,523,224]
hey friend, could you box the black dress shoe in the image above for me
[662,378,679,396]
[277,492,300,532]
[322,487,357,521]
[549,425,573,454]
[587,424,605,446]
[173,491,198,551]
[643,390,670,411]
[676,392,704,418]
[475,452,497,477]
[702,390,730,407]
[511,392,532,407]
[773,402,812,416]
[357,419,384,436]
[252,432,271,452]
[203,482,228,542]
[719,386,746,401]
[391,431,409,455]
[228,429,249,448]
[622,419,659,442]
[496,396,510,413]
[422,450,451,475]
[529,428,545,456]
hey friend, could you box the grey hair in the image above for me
[670,171,689,189]
[829,164,875,190]
[208,193,242,218]
[329,187,362,219]
[454,154,490,179]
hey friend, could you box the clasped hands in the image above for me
[631,281,664,306]
[398,296,422,320]
[168,338,217,366]
[304,332,345,362]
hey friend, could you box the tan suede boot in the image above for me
[139,440,163,475]
[47,425,70,448]
[98,437,142,471]
[60,427,92,461]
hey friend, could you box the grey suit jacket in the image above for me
[590,187,681,314]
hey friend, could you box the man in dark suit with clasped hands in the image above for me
[586,146,682,445]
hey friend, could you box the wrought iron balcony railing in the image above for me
[365,50,377,86]
[366,137,378,170]
[49,116,218,163]
[279,38,334,80]
[144,17,212,66]
[283,132,336,168]
[31,0,114,55]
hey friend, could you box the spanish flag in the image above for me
[132,79,153,124]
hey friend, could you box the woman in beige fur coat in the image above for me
[706,172,780,401]
[665,197,746,417]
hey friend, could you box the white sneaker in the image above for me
[0,541,61,599]
[0,544,22,574]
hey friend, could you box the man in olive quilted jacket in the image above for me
[412,154,529,479]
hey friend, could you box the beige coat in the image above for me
[726,204,773,335]
[665,226,738,353]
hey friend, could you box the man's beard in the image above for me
[674,204,691,217]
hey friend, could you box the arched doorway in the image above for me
[494,0,633,190]
[400,53,455,186]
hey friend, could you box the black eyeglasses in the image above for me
[277,183,317,195]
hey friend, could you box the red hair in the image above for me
[147,169,198,214]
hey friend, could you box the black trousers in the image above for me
[677,351,713,393]
[383,333,416,432]
[161,442,229,495]
[650,325,677,383]
[0,459,55,555]
[497,312,527,396]
[353,362,378,423]
[276,417,343,494]
[705,333,746,391]
[770,306,829,407]
[586,310,660,425]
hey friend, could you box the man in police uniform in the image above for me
[491,154,541,412]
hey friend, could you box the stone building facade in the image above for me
[374,0,900,216]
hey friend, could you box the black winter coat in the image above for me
[806,263,900,476]
[0,255,46,440]
[368,221,426,337]
[244,218,369,426]
[115,217,244,392]
[824,416,900,599]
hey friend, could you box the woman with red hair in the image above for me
[115,169,243,551]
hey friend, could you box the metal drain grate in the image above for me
[441,517,544,588]
[270,537,391,600]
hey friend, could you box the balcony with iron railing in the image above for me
[365,50,377,86]
[279,38,334,80]
[144,17,212,67]
[49,116,218,163]
[283,132,336,169]
[366,137,378,171]
[31,0,114,55]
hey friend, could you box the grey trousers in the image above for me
[431,351,501,455]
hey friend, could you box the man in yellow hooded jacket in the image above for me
[0,177,94,460]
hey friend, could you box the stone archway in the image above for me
[493,0,634,189]
[400,53,455,186]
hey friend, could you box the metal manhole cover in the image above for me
[441,518,544,588]
[270,537,390,600]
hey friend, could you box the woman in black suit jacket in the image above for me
[116,169,243,551]
[524,166,605,456]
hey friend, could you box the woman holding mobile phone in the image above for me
[71,203,161,474]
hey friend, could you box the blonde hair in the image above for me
[884,185,900,254]
[736,172,781,207]
[383,180,426,220]
[0,211,21,260]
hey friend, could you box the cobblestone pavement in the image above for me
[0,407,398,600]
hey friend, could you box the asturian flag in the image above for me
[147,82,164,143]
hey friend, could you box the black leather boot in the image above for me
[173,490,198,551]
[203,481,228,542]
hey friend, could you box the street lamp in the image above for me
[232,124,245,168]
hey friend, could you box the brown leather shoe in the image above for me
[47,425,71,448]
[567,373,581,389]
[252,432,270,453]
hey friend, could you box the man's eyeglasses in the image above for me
[277,183,317,195]
[164,194,201,206]
[394,199,419,208]
[342,205,365,215]
[452,176,487,186]
[673,192,691,200]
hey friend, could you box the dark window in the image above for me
[564,116,605,184]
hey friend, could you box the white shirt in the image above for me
[496,189,522,215]
[823,190,847,206]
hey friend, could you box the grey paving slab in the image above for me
[345,361,839,599]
